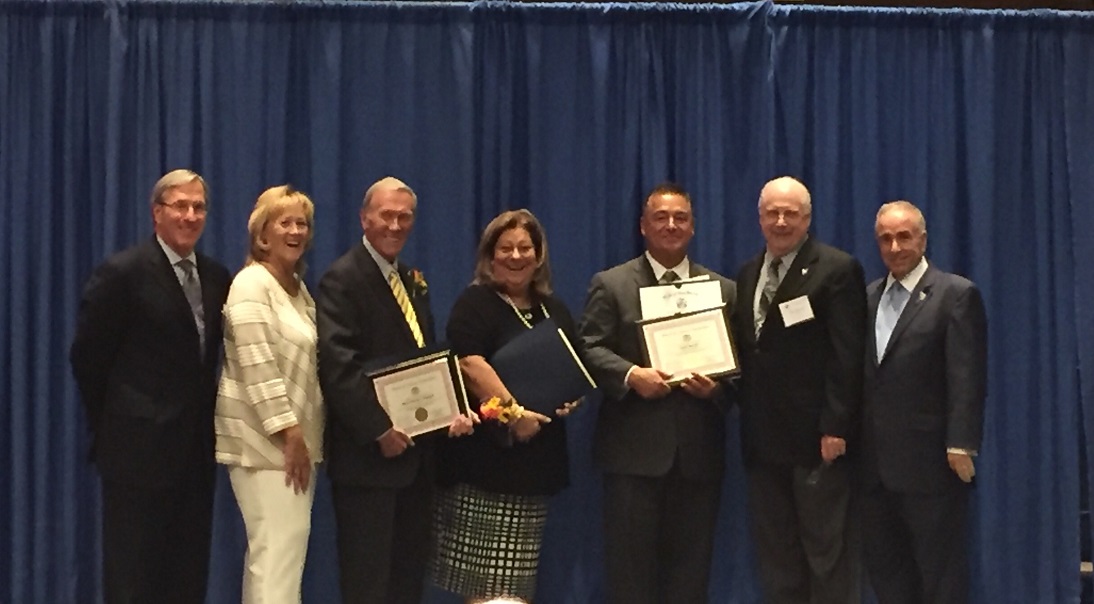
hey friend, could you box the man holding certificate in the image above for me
[579,182,737,604]
[731,176,867,604]
[317,177,473,604]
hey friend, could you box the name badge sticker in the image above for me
[778,295,815,327]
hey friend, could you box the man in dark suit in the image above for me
[579,182,737,604]
[862,201,986,604]
[317,176,472,604]
[70,169,231,604]
[731,176,866,604]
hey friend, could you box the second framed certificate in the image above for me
[637,305,739,383]
[369,350,470,437]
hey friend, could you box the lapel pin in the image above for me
[801,267,809,276]
[918,291,927,301]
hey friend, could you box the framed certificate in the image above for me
[369,350,470,437]
[638,277,723,321]
[637,305,739,383]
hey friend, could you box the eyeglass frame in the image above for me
[157,200,209,216]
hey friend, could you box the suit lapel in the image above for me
[147,240,190,314]
[879,266,937,364]
[634,255,658,288]
[399,265,432,346]
[738,253,764,346]
[867,278,886,367]
[355,245,424,348]
[147,240,199,324]
[772,237,819,306]
[145,239,202,358]
[196,254,223,361]
[753,238,818,341]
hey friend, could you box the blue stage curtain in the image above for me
[1,1,1092,602]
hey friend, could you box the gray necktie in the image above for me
[755,256,783,337]
[660,269,681,284]
[177,259,205,355]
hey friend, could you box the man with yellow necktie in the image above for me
[318,176,473,604]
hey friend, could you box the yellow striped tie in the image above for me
[388,270,425,348]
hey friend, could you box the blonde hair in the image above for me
[472,209,553,298]
[150,169,207,206]
[245,185,316,274]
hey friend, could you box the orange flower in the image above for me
[409,268,428,296]
[479,396,524,424]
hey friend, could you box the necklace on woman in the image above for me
[498,292,550,330]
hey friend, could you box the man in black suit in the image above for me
[579,182,737,604]
[731,176,866,604]
[318,176,472,604]
[862,201,986,604]
[70,169,231,604]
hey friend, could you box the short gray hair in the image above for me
[876,200,927,233]
[149,169,207,207]
[362,176,417,213]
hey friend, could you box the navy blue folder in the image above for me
[489,318,597,415]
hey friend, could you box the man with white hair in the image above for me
[318,176,473,603]
[861,200,986,604]
[731,176,866,604]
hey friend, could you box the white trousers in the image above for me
[228,466,316,604]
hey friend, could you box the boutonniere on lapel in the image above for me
[409,268,429,297]
[918,291,927,302]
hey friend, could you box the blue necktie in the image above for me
[875,281,909,362]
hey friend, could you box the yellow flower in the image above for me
[479,396,524,424]
[409,268,428,296]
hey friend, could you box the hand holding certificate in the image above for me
[637,305,739,384]
[488,318,596,416]
[368,350,471,437]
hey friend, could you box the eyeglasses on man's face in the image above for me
[158,200,208,216]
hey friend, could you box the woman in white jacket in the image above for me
[216,185,322,603]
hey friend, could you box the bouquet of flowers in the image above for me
[478,396,525,424]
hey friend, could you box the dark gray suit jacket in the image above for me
[863,263,987,494]
[580,255,737,482]
[70,237,230,487]
[317,243,436,488]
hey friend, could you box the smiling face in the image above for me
[640,192,694,268]
[153,180,207,256]
[361,187,415,262]
[262,202,311,271]
[491,226,539,297]
[875,205,927,280]
[758,178,812,258]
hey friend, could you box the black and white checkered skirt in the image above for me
[430,482,549,600]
